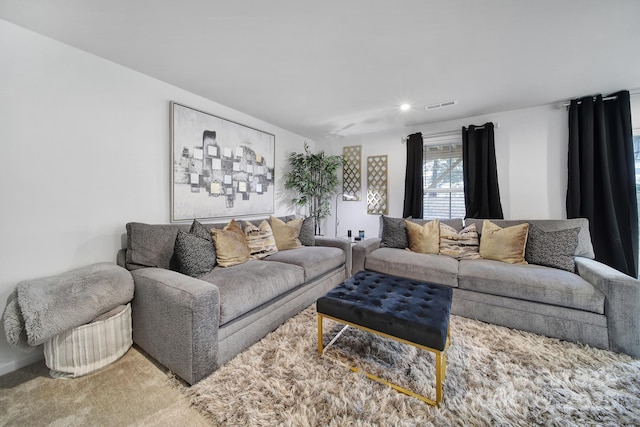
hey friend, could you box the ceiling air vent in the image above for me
[425,100,458,111]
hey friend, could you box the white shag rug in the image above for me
[175,304,640,426]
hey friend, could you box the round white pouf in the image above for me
[43,303,132,378]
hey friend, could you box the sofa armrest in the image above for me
[314,236,353,275]
[116,248,126,268]
[352,238,382,274]
[130,268,220,384]
[575,257,640,357]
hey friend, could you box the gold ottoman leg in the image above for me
[317,314,324,354]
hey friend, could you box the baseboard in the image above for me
[0,351,44,377]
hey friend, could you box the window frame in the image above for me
[422,133,465,219]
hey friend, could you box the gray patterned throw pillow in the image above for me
[174,229,217,277]
[298,217,316,246]
[190,219,213,242]
[525,225,580,272]
[380,216,408,249]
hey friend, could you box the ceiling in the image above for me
[2,0,639,142]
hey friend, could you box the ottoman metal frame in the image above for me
[317,271,452,406]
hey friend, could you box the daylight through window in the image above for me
[422,137,465,219]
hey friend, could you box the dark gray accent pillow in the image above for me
[190,219,213,242]
[299,217,316,246]
[174,230,217,277]
[525,224,580,272]
[380,216,408,249]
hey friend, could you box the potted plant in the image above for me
[284,142,343,235]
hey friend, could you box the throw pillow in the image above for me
[189,219,213,242]
[380,216,408,249]
[405,219,440,254]
[211,219,251,267]
[298,216,316,246]
[244,220,279,259]
[439,223,482,260]
[270,216,303,250]
[173,230,217,277]
[479,220,529,265]
[224,218,244,236]
[525,224,580,272]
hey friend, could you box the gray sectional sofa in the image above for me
[117,216,350,384]
[352,217,640,358]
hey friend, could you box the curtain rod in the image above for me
[401,123,500,143]
[557,89,640,109]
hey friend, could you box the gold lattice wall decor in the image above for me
[342,145,362,201]
[367,155,388,215]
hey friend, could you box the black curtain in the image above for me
[403,132,424,218]
[567,90,638,277]
[462,122,504,219]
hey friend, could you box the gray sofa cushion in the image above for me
[364,248,459,288]
[410,217,464,232]
[200,260,305,325]
[466,218,595,259]
[125,219,269,270]
[126,223,186,269]
[265,246,344,281]
[458,259,605,314]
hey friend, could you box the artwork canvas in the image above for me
[171,102,275,221]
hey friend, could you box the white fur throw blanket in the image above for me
[3,262,134,351]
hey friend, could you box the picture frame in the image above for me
[170,102,275,222]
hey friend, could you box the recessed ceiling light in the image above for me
[400,104,411,111]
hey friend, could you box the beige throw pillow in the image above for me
[211,219,250,267]
[270,216,303,251]
[439,223,481,260]
[405,219,440,254]
[479,220,529,264]
[244,220,278,259]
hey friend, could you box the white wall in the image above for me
[332,104,571,239]
[0,20,311,375]
[632,95,640,132]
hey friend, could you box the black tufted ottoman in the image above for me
[317,270,453,405]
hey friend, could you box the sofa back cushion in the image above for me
[125,216,300,270]
[126,222,187,270]
[466,218,595,259]
[378,215,464,249]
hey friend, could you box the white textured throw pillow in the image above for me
[245,220,279,259]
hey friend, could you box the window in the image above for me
[422,137,465,219]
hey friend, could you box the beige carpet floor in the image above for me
[3,304,640,426]
[0,346,209,426]
[177,304,640,426]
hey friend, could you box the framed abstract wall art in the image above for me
[171,102,275,222]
